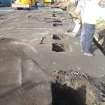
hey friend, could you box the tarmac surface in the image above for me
[0,7,105,78]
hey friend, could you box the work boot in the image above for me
[83,52,94,56]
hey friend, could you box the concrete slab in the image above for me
[0,7,105,78]
[33,36,105,78]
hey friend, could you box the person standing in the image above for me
[76,0,101,56]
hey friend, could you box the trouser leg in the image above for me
[80,23,95,53]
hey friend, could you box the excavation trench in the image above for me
[51,82,86,105]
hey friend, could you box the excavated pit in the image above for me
[51,82,86,105]
[51,70,87,105]
[52,34,70,52]
[51,70,105,105]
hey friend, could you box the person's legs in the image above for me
[80,23,95,55]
